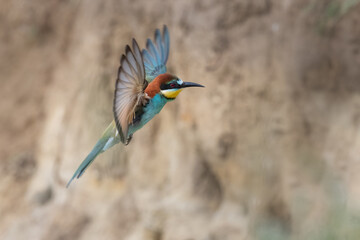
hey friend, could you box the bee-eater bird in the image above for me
[67,26,204,187]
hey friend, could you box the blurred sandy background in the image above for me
[1,0,360,239]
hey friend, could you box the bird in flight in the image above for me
[67,26,204,187]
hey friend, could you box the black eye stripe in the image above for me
[160,82,181,90]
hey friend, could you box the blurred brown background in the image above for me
[1,0,360,239]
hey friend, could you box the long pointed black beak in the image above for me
[181,82,205,88]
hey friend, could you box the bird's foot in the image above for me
[142,93,151,106]
[125,134,133,145]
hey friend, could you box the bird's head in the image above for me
[159,76,204,100]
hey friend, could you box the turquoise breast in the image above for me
[128,94,169,136]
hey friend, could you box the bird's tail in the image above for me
[66,121,119,187]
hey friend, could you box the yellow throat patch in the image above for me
[161,89,183,99]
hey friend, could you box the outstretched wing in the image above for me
[113,39,147,144]
[142,25,170,82]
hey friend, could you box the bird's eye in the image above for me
[170,83,176,88]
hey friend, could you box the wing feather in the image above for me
[113,40,147,144]
[132,39,145,78]
[155,29,165,62]
[163,26,170,63]
[142,25,170,82]
[147,39,160,65]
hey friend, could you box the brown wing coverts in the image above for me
[113,39,147,144]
